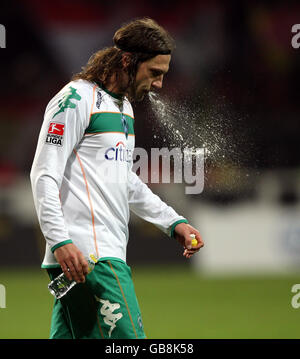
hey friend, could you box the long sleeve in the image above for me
[128,170,188,237]
[30,83,91,252]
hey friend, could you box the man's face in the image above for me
[132,54,171,102]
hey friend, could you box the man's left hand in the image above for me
[173,223,204,259]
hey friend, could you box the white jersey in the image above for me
[30,79,187,267]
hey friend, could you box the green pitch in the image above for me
[0,266,299,339]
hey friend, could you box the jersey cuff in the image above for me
[170,219,189,238]
[51,240,73,253]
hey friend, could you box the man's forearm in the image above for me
[30,172,70,250]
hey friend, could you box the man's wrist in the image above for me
[170,219,188,238]
[51,240,73,253]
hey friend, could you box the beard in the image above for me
[127,81,148,103]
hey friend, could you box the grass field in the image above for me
[0,265,299,339]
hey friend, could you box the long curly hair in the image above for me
[71,18,175,99]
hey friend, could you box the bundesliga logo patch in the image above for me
[46,122,64,146]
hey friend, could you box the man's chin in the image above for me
[131,94,144,102]
[135,90,149,102]
[129,87,148,102]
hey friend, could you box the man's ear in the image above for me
[121,53,131,71]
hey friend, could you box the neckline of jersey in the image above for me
[96,82,123,100]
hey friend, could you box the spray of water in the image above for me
[148,92,235,161]
[147,91,255,195]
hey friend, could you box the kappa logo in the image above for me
[46,122,64,146]
[52,86,81,118]
[95,296,123,337]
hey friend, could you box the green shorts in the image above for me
[47,258,146,339]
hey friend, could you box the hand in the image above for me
[173,223,204,259]
[53,243,89,283]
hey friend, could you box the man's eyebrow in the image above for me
[150,67,168,75]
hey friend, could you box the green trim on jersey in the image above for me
[170,219,189,238]
[85,112,135,135]
[97,83,123,100]
[51,240,73,253]
[41,263,61,269]
[97,82,123,100]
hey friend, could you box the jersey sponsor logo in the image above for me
[46,122,64,146]
[105,141,133,163]
[52,86,81,118]
[95,296,123,337]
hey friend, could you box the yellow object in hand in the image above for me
[191,239,198,247]
[190,234,198,247]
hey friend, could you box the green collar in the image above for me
[96,82,123,100]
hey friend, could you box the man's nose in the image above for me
[152,76,163,89]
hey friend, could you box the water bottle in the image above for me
[48,254,98,299]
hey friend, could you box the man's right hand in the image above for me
[53,243,89,283]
